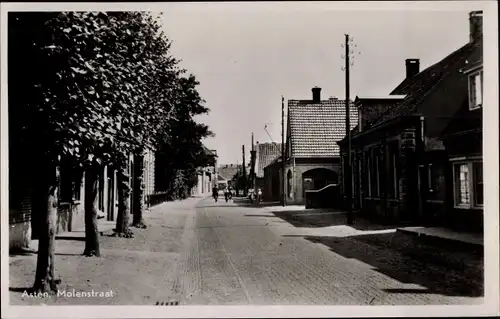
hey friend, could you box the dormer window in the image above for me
[469,70,483,110]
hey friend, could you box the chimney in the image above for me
[405,59,420,78]
[469,11,483,43]
[312,86,321,102]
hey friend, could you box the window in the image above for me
[473,162,483,206]
[456,164,470,205]
[469,71,483,110]
[388,143,399,199]
[366,151,372,197]
[373,147,381,197]
[428,163,439,193]
[453,161,483,208]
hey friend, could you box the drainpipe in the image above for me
[418,116,425,223]
[292,157,296,202]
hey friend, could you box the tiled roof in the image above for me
[218,164,249,181]
[202,145,216,157]
[288,99,358,157]
[256,142,282,178]
[264,155,283,171]
[372,39,482,126]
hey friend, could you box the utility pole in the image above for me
[281,95,286,207]
[242,145,247,196]
[251,133,257,192]
[344,34,353,225]
[236,160,239,196]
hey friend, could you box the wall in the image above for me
[285,158,341,205]
[191,166,217,197]
[340,122,423,225]
[359,100,399,130]
[144,149,156,197]
[263,162,281,202]
[10,220,32,250]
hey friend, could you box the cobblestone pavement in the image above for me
[9,197,484,305]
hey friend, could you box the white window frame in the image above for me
[468,70,483,110]
[451,158,483,209]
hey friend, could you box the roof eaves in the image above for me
[461,60,483,74]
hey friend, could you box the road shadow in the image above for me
[10,287,33,293]
[283,231,483,297]
[270,210,399,231]
[202,204,245,209]
[55,236,86,241]
[244,214,279,218]
[9,247,36,257]
[56,252,84,256]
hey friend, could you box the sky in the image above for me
[160,3,474,165]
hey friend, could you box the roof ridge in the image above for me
[391,41,474,94]
[373,40,479,126]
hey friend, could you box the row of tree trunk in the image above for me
[33,152,148,293]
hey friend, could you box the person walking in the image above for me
[212,186,218,202]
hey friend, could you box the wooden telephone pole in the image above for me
[344,34,353,225]
[251,133,256,192]
[281,95,286,207]
[242,144,247,196]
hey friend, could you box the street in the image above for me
[9,196,483,306]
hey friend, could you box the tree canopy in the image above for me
[9,12,184,169]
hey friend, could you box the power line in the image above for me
[264,124,281,154]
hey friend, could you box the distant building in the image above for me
[264,87,358,205]
[254,142,282,194]
[218,163,250,192]
[337,11,483,232]
[191,146,218,197]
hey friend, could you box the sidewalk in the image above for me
[9,196,203,305]
[256,207,483,280]
[261,205,483,249]
[397,226,483,249]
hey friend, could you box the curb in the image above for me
[396,228,483,251]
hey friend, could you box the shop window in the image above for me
[453,161,483,208]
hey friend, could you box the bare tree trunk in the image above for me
[132,152,147,229]
[33,164,60,294]
[113,154,134,238]
[83,163,100,256]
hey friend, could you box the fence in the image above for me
[305,184,342,209]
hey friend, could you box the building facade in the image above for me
[442,56,483,230]
[337,11,483,231]
[264,87,358,205]
[9,150,155,250]
[191,146,218,197]
[255,142,282,195]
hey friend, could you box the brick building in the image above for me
[191,146,218,197]
[9,149,156,250]
[264,87,358,205]
[254,142,281,195]
[337,11,483,231]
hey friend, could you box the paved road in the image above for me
[9,196,483,306]
[166,197,483,305]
